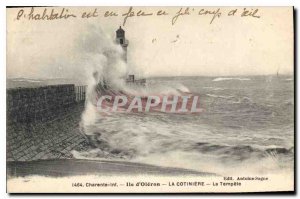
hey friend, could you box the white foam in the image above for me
[206,94,234,99]
[12,78,41,83]
[212,77,251,82]
[203,87,225,91]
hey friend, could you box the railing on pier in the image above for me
[75,85,87,102]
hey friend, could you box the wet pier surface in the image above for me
[7,159,215,177]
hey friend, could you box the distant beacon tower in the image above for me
[116,26,129,62]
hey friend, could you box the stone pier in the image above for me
[6,84,89,161]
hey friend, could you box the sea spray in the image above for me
[74,26,293,177]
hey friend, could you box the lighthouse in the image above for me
[115,26,146,85]
[116,26,128,62]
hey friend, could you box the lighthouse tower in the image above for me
[116,26,128,62]
[115,26,145,85]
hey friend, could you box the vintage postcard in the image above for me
[6,6,294,193]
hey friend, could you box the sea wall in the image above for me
[7,85,76,124]
[6,85,89,161]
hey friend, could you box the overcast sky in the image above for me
[7,7,293,79]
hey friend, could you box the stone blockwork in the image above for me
[7,85,90,161]
[7,85,76,123]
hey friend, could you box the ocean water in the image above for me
[77,75,294,176]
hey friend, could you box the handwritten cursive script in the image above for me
[13,7,262,25]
